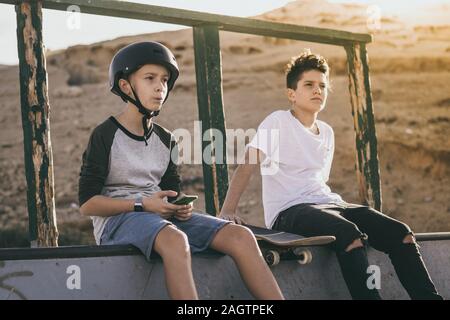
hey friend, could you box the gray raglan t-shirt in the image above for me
[78,116,181,244]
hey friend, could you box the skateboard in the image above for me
[245,224,336,266]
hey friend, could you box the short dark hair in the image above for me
[285,50,329,90]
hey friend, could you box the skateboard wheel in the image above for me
[264,250,280,266]
[295,249,312,265]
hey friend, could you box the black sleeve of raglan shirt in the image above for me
[158,138,182,203]
[78,120,116,207]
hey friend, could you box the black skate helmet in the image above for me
[109,41,179,145]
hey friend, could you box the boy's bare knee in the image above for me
[223,224,258,253]
[402,234,415,244]
[240,225,258,243]
[155,225,190,257]
[228,225,255,244]
[345,238,364,252]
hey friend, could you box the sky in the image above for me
[0,0,290,65]
[0,0,448,65]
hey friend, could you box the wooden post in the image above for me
[15,0,58,247]
[193,25,229,216]
[0,0,371,44]
[345,42,382,211]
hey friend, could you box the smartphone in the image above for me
[172,195,198,205]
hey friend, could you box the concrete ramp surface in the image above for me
[0,235,449,300]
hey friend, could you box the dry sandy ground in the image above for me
[0,0,449,246]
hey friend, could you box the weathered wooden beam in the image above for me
[345,43,382,211]
[0,0,372,45]
[15,0,58,247]
[193,25,229,216]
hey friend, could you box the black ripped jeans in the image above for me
[273,202,443,300]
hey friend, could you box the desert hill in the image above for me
[0,0,449,246]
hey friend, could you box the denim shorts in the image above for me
[100,211,230,260]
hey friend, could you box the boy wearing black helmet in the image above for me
[78,42,284,300]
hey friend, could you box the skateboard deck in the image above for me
[245,224,336,266]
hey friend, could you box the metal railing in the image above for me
[1,0,380,247]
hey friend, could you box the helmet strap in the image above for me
[118,84,159,146]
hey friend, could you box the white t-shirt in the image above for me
[247,110,344,228]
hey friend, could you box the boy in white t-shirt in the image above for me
[219,50,442,300]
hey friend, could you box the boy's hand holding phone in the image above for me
[144,191,191,219]
[170,193,198,221]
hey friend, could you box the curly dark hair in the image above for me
[285,50,329,90]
